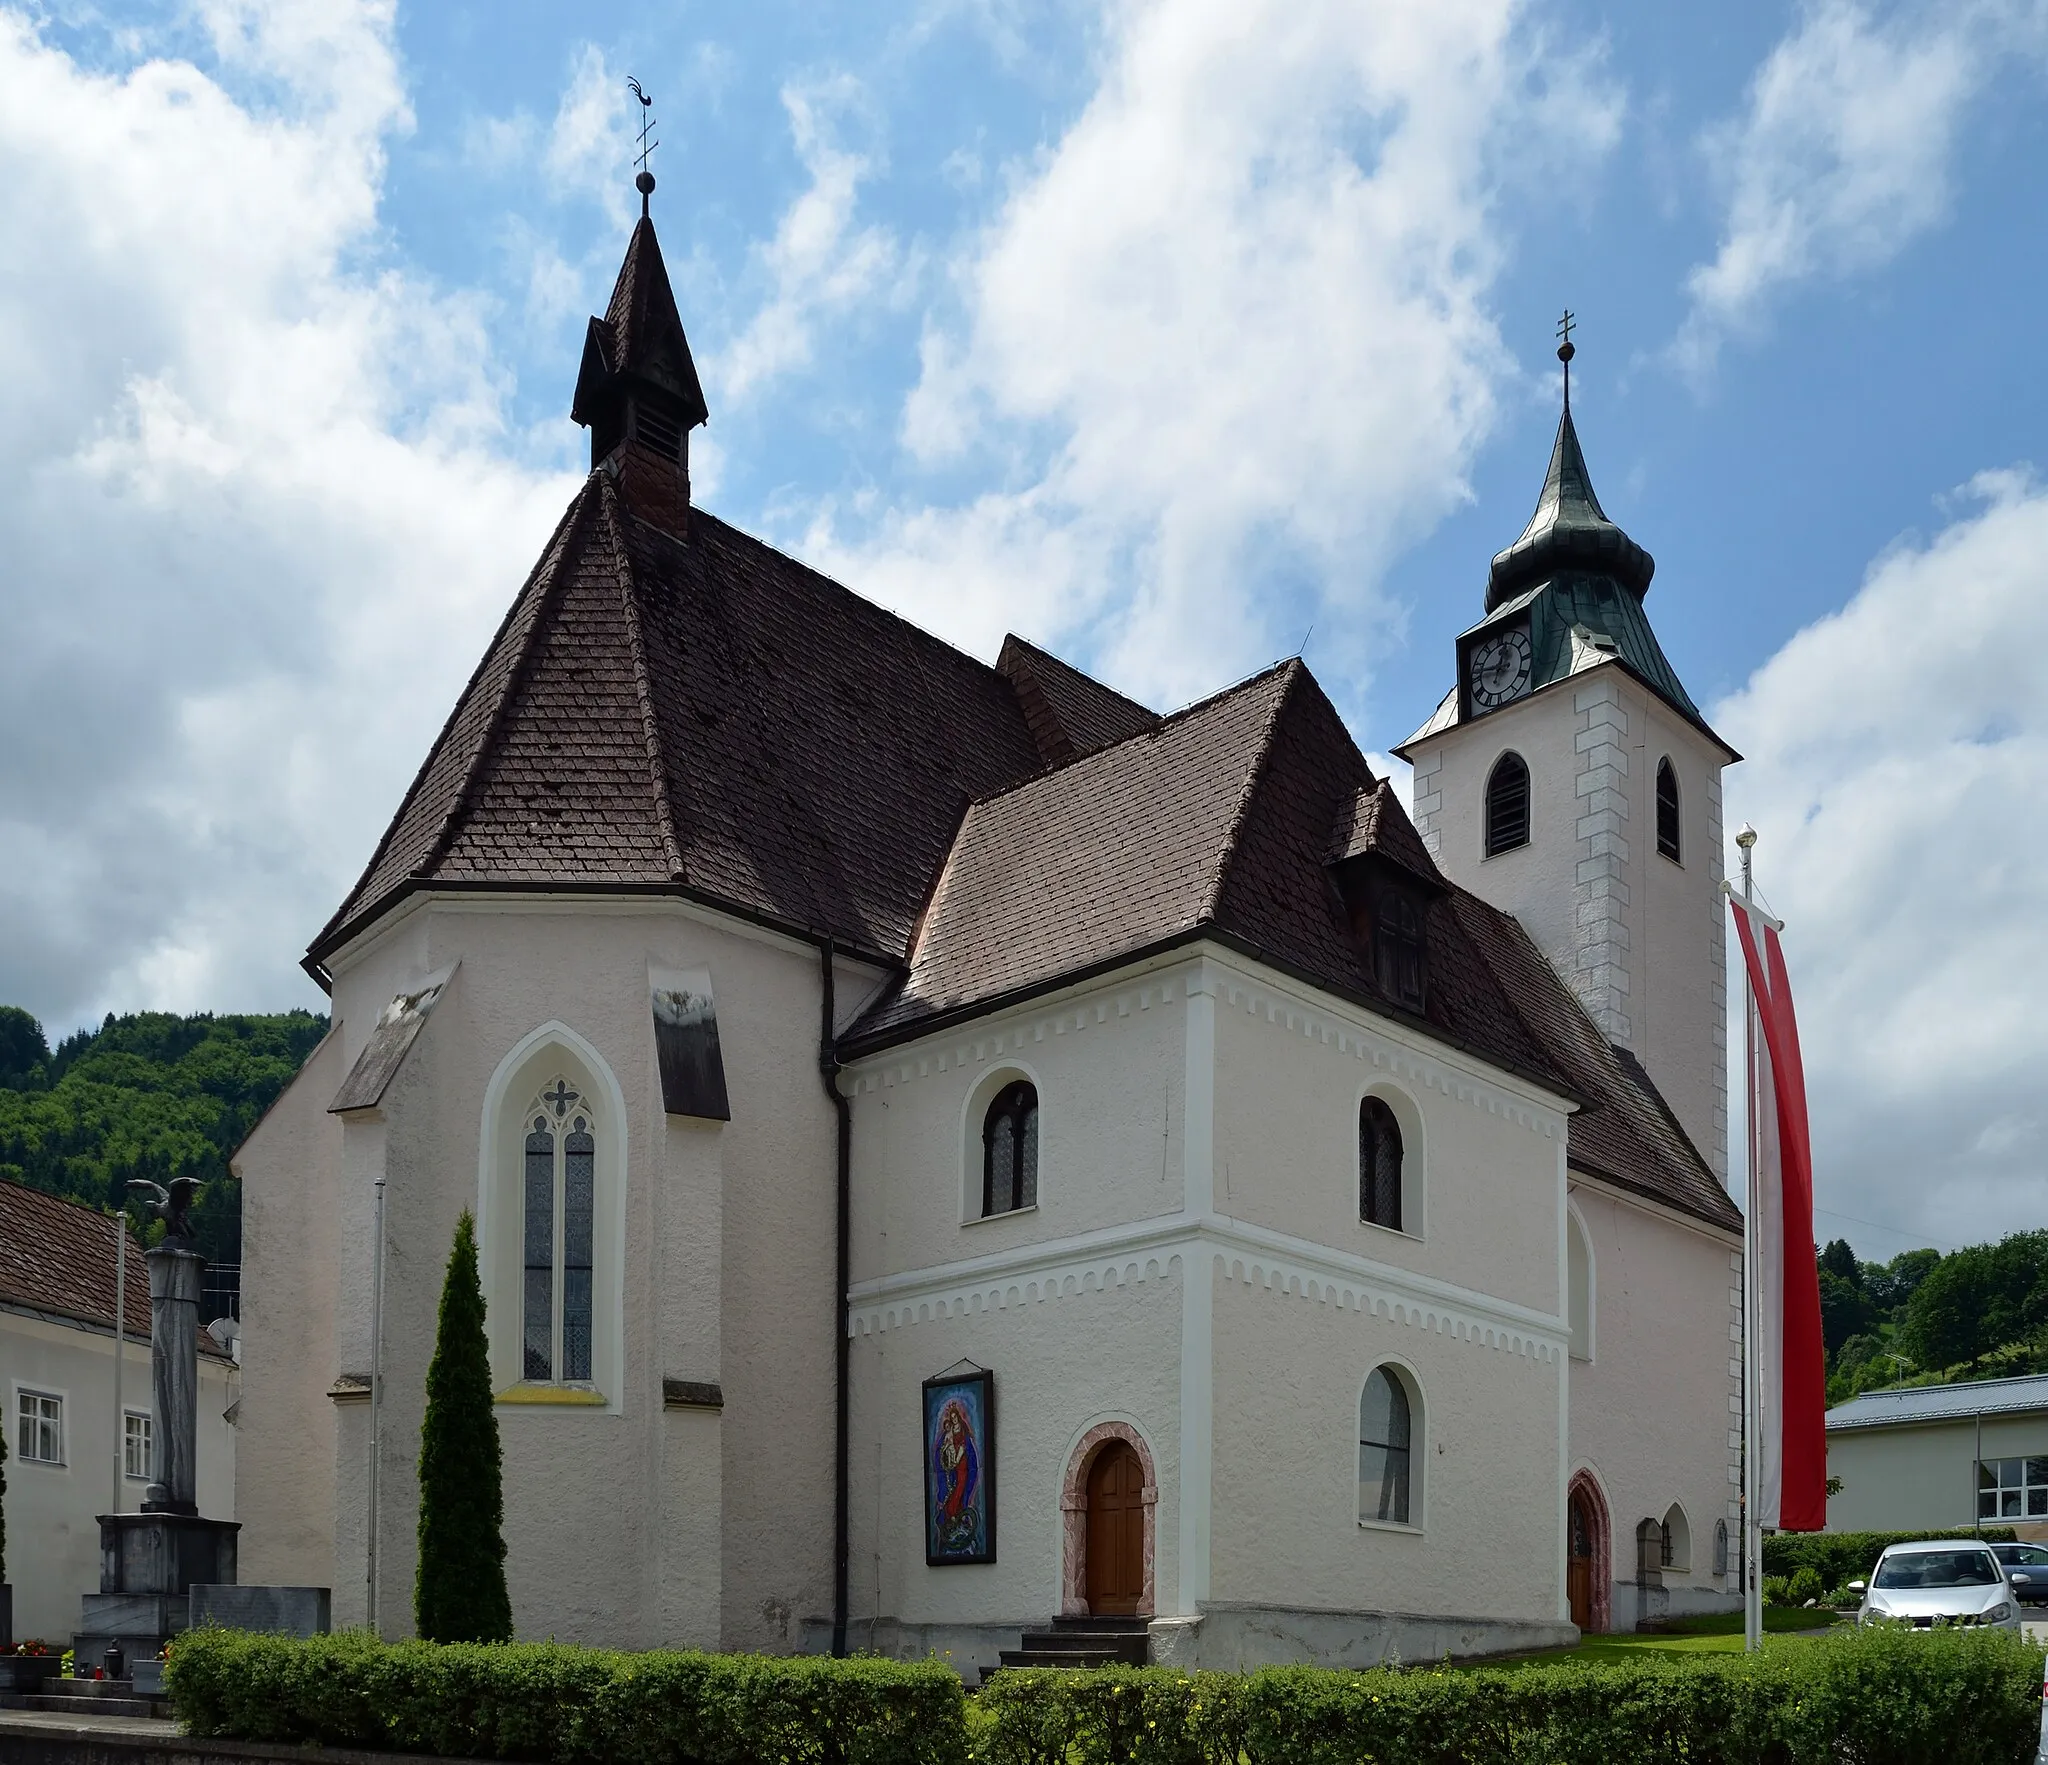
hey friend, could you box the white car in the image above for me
[1848,1540,2023,1633]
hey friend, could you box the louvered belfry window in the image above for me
[982,1081,1039,1216]
[634,397,685,463]
[1484,752,1530,856]
[522,1079,596,1383]
[1359,1096,1403,1231]
[1656,757,1681,862]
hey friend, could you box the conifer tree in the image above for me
[414,1210,511,1642]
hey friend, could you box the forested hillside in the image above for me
[1821,1232,2048,1405]
[0,1004,328,1274]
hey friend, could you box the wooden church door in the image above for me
[1568,1487,1595,1630]
[1085,1441,1145,1615]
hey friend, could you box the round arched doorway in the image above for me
[1059,1422,1157,1618]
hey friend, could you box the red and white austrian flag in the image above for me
[1729,894,1827,1533]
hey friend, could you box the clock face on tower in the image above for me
[1467,623,1533,711]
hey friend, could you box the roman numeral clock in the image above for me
[1465,621,1533,713]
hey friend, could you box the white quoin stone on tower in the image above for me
[1397,400,1737,1186]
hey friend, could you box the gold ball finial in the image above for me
[1735,823,1758,850]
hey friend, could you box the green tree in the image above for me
[1868,1247,1941,1316]
[1818,1266,1875,1361]
[414,1210,511,1643]
[0,1008,46,1089]
[1819,1238,1862,1287]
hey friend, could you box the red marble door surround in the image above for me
[1061,1421,1159,1618]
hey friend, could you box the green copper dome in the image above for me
[1486,405,1655,612]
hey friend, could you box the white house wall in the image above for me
[3,1310,235,1642]
[1827,1413,2048,1538]
[1566,1178,1741,1625]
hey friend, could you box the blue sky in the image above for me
[1,0,2044,1256]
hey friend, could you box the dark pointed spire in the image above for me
[570,209,709,540]
[1485,386,1654,613]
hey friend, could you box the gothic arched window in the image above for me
[1656,757,1681,862]
[1359,1096,1403,1232]
[1359,1366,1416,1525]
[1485,753,1530,856]
[982,1081,1039,1217]
[1713,1518,1730,1577]
[522,1079,597,1383]
[1374,890,1427,1010]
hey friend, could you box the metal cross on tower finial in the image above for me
[627,76,659,215]
[1556,308,1576,409]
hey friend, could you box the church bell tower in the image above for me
[1395,331,1740,1183]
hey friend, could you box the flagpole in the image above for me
[1737,822,1763,1653]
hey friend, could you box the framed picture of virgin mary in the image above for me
[923,1364,996,1565]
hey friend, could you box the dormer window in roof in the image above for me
[1374,889,1427,1012]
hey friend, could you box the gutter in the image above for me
[818,938,852,1658]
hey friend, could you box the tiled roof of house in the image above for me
[996,634,1159,765]
[0,1179,150,1337]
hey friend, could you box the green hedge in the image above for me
[165,1629,968,1765]
[170,1625,2042,1765]
[1763,1527,2016,1588]
[975,1630,2043,1765]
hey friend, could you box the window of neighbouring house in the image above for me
[1358,1365,1416,1526]
[1358,1096,1404,1232]
[124,1409,151,1480]
[1485,753,1530,856]
[1979,1456,2048,1519]
[982,1080,1039,1217]
[17,1389,63,1465]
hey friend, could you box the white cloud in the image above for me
[715,77,901,403]
[1677,0,2044,374]
[796,0,1622,711]
[0,2,574,1029]
[546,41,633,215]
[1718,467,2048,1253]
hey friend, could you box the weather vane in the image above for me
[1556,308,1576,409]
[627,76,658,214]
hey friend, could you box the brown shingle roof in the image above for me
[313,477,1053,965]
[1,1180,149,1337]
[996,634,1159,765]
[848,666,1569,1102]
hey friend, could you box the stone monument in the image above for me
[73,1181,240,1668]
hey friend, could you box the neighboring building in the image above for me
[1,1181,237,1642]
[1826,1375,2048,1544]
[235,184,1742,1670]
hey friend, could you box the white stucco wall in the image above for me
[845,1260,1182,1670]
[235,1027,344,1591]
[1207,964,1569,1316]
[240,890,880,1652]
[1207,1258,1563,1623]
[1826,1413,2048,1536]
[1407,662,1731,1184]
[4,1309,235,1642]
[1566,1178,1741,1625]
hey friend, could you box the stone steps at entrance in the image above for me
[0,1679,171,1721]
[990,1614,1151,1677]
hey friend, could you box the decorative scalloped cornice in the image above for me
[848,1215,1565,1364]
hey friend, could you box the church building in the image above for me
[235,183,1744,1671]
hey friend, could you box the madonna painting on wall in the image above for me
[923,1364,996,1565]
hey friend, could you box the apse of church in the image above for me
[233,176,1746,1673]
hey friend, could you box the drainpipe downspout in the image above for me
[819,939,852,1658]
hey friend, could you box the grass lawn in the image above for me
[1470,1606,1847,1669]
